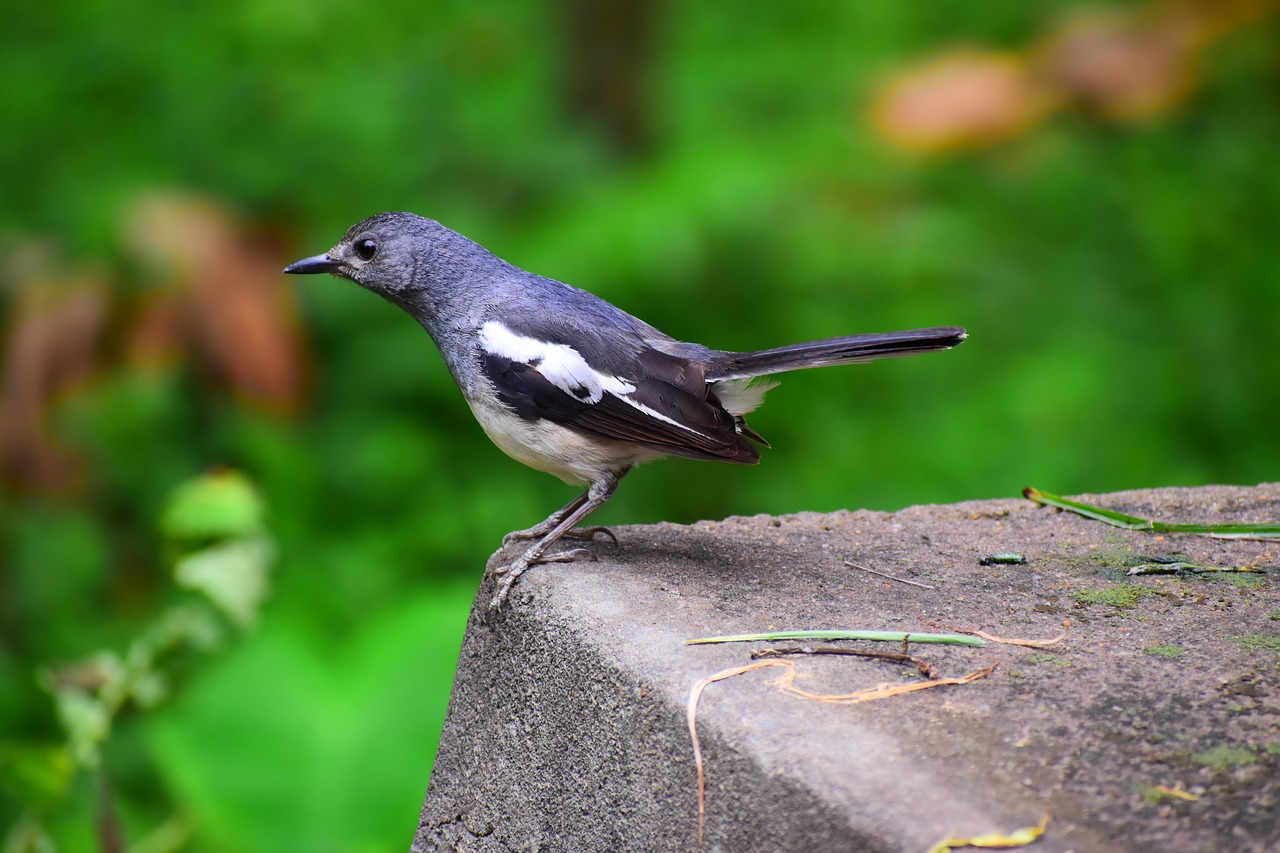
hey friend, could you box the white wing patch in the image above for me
[478,320,704,435]
[480,320,633,403]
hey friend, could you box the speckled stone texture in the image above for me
[414,484,1280,852]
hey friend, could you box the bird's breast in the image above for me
[465,381,666,485]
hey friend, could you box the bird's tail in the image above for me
[707,326,966,381]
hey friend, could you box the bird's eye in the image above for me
[355,238,378,261]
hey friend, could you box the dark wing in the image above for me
[478,321,759,464]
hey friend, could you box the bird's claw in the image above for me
[500,530,531,548]
[488,559,526,611]
[569,526,617,544]
[486,547,595,611]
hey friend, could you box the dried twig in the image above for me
[845,560,936,589]
[957,621,1070,648]
[750,644,940,679]
[1126,561,1266,576]
[775,661,998,703]
[688,658,998,847]
[687,661,791,849]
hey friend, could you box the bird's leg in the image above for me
[501,469,633,547]
[488,468,626,610]
[500,489,615,546]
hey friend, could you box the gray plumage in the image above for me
[285,212,966,609]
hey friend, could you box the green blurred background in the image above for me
[2,1,1278,849]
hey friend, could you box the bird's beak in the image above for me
[282,253,340,275]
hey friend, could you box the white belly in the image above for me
[467,391,665,486]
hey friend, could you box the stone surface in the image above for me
[414,484,1280,852]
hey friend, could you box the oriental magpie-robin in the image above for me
[285,212,965,609]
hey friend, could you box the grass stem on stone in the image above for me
[1023,487,1280,540]
[686,630,985,647]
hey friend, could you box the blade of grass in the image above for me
[1023,487,1280,541]
[686,630,985,647]
[1023,487,1153,529]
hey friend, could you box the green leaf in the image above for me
[145,587,473,852]
[51,690,110,769]
[174,538,274,630]
[0,741,75,809]
[161,470,266,542]
[157,604,229,654]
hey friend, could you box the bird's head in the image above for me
[283,211,438,297]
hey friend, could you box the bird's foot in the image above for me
[501,524,616,548]
[487,474,626,613]
[486,558,528,612]
[486,547,596,611]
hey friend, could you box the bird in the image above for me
[284,212,965,610]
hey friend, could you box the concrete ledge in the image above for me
[414,484,1280,852]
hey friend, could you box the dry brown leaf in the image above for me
[1034,10,1197,120]
[121,192,310,412]
[869,0,1279,153]
[1153,781,1200,801]
[928,814,1050,852]
[0,245,108,492]
[869,51,1056,153]
[1038,0,1280,121]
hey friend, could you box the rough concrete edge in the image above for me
[413,595,895,853]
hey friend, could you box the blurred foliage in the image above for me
[4,470,274,851]
[1,0,1278,849]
